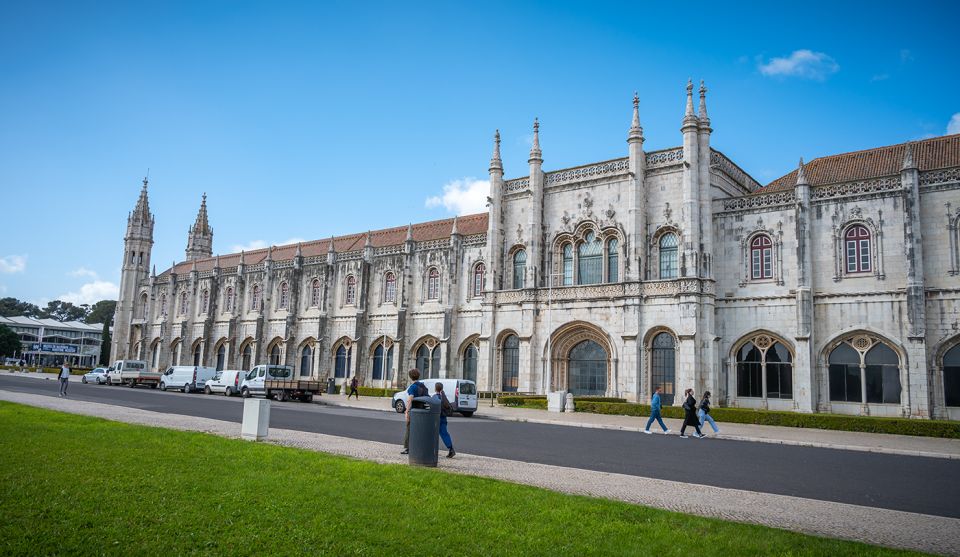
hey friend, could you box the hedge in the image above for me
[573,401,960,439]
[499,395,626,409]
[1,366,93,375]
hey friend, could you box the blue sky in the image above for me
[1,0,958,306]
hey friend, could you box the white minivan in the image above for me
[159,365,217,393]
[392,378,478,417]
[204,370,245,396]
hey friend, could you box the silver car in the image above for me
[82,367,109,384]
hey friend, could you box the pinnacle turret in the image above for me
[628,92,644,143]
[451,215,460,236]
[902,142,916,170]
[698,80,710,124]
[529,118,542,163]
[185,193,213,261]
[796,157,808,186]
[489,129,503,172]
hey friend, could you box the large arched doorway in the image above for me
[650,332,676,405]
[944,344,960,408]
[568,340,607,395]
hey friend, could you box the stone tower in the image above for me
[185,193,213,261]
[112,178,155,361]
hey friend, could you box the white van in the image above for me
[204,370,245,396]
[159,365,217,393]
[392,378,478,417]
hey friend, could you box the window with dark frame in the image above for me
[845,225,871,273]
[750,235,773,279]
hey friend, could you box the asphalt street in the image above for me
[3,374,958,519]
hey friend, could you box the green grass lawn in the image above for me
[0,402,922,556]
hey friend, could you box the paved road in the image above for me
[3,375,958,519]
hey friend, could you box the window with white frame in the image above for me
[310,279,321,307]
[345,276,357,305]
[384,272,397,303]
[512,250,526,289]
[472,263,484,298]
[750,235,773,280]
[845,225,871,273]
[427,268,440,300]
[659,233,678,279]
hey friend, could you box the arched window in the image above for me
[300,345,313,377]
[416,345,431,378]
[650,332,676,405]
[251,285,261,311]
[193,344,202,367]
[462,344,478,382]
[172,341,182,365]
[215,344,226,371]
[735,336,793,399]
[845,225,872,273]
[659,233,678,279]
[310,279,321,307]
[578,232,603,285]
[269,344,282,366]
[278,282,289,309]
[225,287,234,313]
[334,345,352,378]
[160,293,167,316]
[750,235,773,279]
[512,250,526,289]
[138,293,148,319]
[345,276,356,305]
[384,272,397,303]
[501,334,519,392]
[568,340,607,396]
[151,341,160,369]
[372,343,394,381]
[829,337,901,404]
[179,292,188,316]
[607,238,619,283]
[472,264,485,298]
[427,268,440,300]
[944,344,960,407]
[241,343,252,371]
[200,290,209,314]
[562,243,573,286]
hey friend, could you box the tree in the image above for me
[86,300,117,325]
[40,300,89,322]
[0,325,20,359]
[99,321,111,366]
[0,297,42,318]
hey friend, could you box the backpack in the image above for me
[414,381,430,398]
[439,393,454,417]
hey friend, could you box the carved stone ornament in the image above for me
[516,223,524,244]
[561,211,572,228]
[582,192,594,209]
[605,205,616,219]
[849,206,863,219]
[663,203,673,222]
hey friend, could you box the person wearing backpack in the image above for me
[434,382,456,458]
[400,369,430,455]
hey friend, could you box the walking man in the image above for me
[58,362,71,397]
[434,382,456,458]
[698,391,720,435]
[347,376,360,400]
[643,386,670,434]
[679,388,705,438]
[400,369,429,455]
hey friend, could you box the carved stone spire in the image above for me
[451,215,459,236]
[132,177,152,224]
[902,142,917,170]
[327,236,336,253]
[685,79,695,118]
[528,118,542,163]
[214,254,221,269]
[489,129,503,172]
[698,80,710,124]
[151,264,156,277]
[628,91,644,143]
[185,192,213,261]
[239,250,245,265]
[365,230,373,247]
[406,223,414,242]
[796,157,808,186]
[266,245,273,262]
[295,242,302,258]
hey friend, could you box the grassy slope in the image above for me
[0,402,920,556]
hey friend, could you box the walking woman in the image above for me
[698,391,720,435]
[679,388,705,438]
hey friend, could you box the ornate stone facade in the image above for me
[112,83,960,420]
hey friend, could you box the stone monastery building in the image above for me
[112,81,960,420]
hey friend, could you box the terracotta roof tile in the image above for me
[162,213,488,276]
[757,134,960,194]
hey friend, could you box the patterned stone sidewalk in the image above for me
[2,390,957,556]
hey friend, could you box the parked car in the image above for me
[240,365,321,402]
[392,378,478,417]
[81,367,109,384]
[204,370,245,396]
[106,360,157,387]
[159,365,218,393]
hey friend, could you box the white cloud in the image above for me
[758,50,839,80]
[0,255,26,274]
[425,178,490,216]
[58,280,119,305]
[900,49,914,64]
[870,74,890,82]
[68,267,98,279]
[947,113,960,135]
[229,237,307,253]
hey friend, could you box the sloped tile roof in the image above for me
[758,133,960,194]
[162,212,489,276]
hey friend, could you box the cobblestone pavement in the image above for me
[2,390,958,556]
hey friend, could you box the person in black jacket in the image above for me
[679,388,705,438]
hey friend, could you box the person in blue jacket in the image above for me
[643,386,670,434]
[434,382,456,458]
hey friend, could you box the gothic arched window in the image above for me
[310,279,321,307]
[179,292,188,316]
[300,345,313,377]
[472,263,485,298]
[562,243,573,286]
[750,235,773,280]
[607,238,619,283]
[138,293,148,319]
[651,332,676,405]
[216,344,226,371]
[427,268,440,300]
[384,272,397,303]
[251,285,261,311]
[659,233,678,279]
[415,343,440,378]
[829,337,901,404]
[462,344,478,382]
[278,282,289,309]
[944,344,960,407]
[501,334,519,392]
[845,225,872,273]
[735,335,793,399]
[578,232,602,285]
[512,250,526,289]
[372,342,394,381]
[241,343,252,371]
[193,344,202,367]
[269,344,281,366]
[345,275,356,305]
[334,345,351,378]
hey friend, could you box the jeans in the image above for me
[59,378,69,395]
[402,418,410,449]
[698,409,719,433]
[644,412,667,432]
[438,417,453,450]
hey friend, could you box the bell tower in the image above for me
[112,177,155,361]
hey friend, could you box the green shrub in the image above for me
[572,401,960,439]
[356,386,394,397]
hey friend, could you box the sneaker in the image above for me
[662,429,671,434]
[447,448,456,458]
[400,449,409,455]
[695,433,706,439]
[679,434,688,438]
[642,429,652,435]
